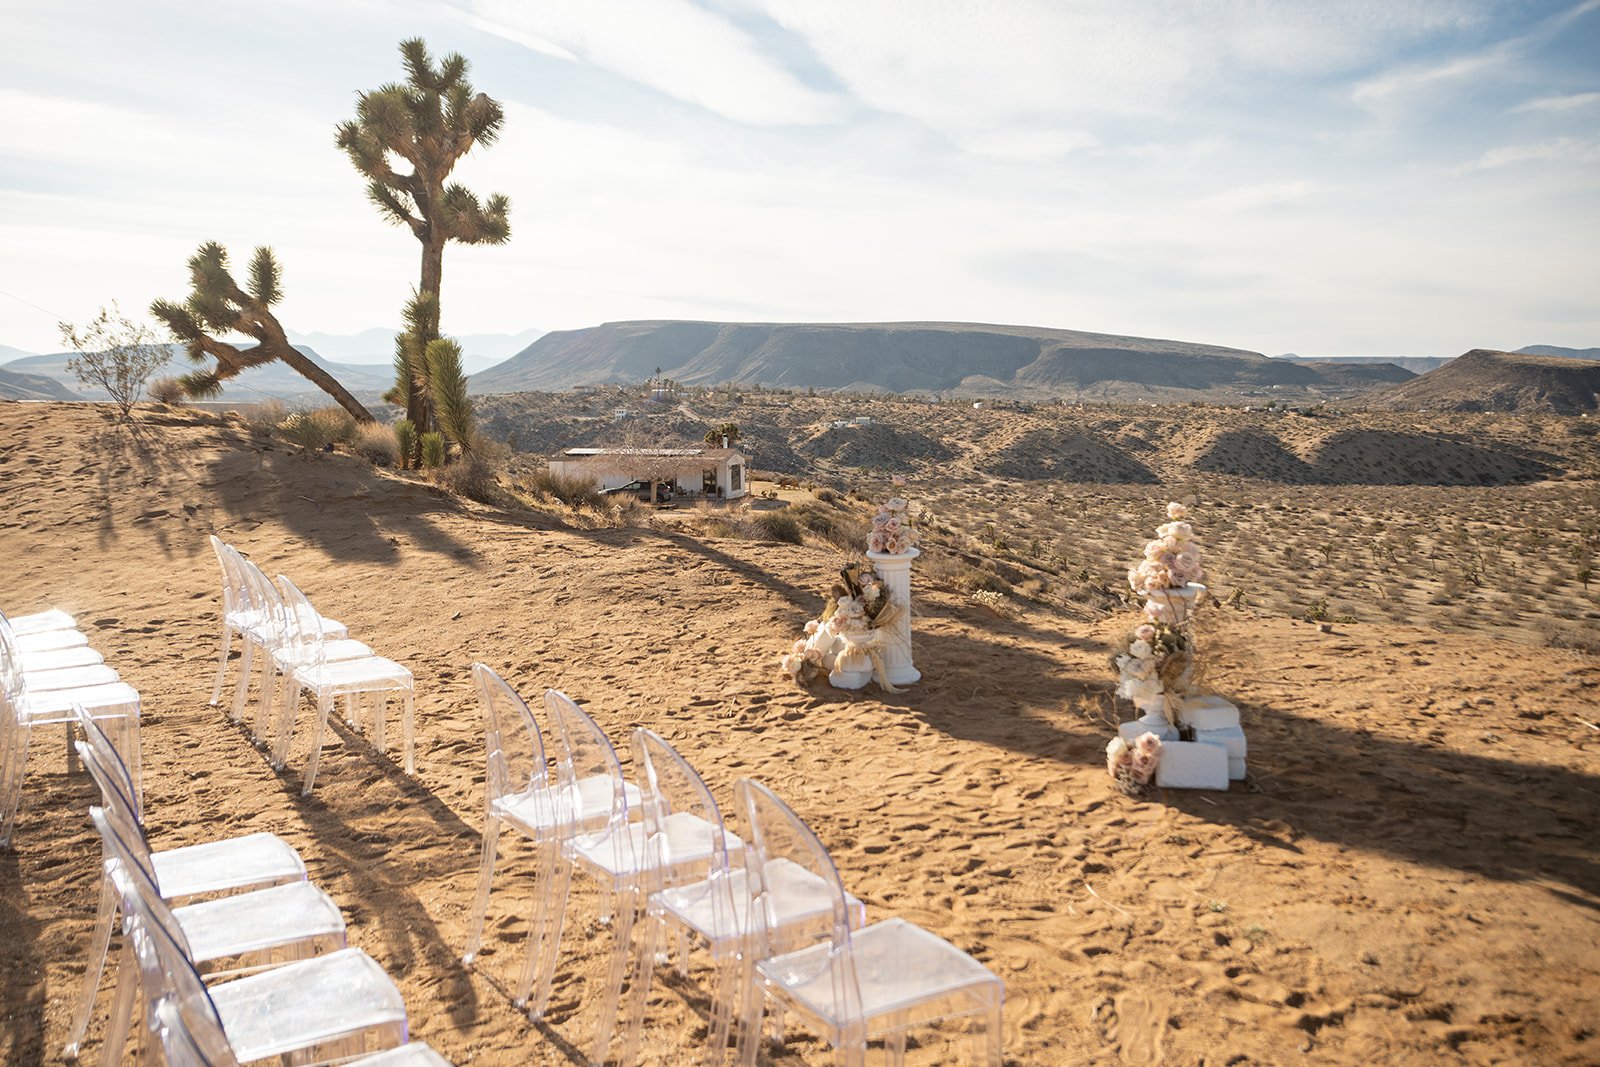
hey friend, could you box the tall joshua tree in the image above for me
[336,37,510,434]
[150,242,375,423]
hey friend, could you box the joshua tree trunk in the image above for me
[275,344,376,423]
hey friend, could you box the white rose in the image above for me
[1129,639,1153,658]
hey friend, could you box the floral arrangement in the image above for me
[867,476,919,555]
[1112,620,1193,715]
[781,560,904,689]
[1106,732,1163,796]
[1127,501,1204,596]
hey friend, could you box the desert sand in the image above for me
[2,401,1598,1065]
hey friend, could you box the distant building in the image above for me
[548,446,748,499]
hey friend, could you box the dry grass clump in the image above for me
[520,468,605,510]
[435,453,507,506]
[243,398,288,434]
[148,377,186,406]
[353,423,400,466]
[279,407,358,452]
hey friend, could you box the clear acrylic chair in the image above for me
[153,996,455,1067]
[614,729,755,1067]
[208,536,261,706]
[103,809,409,1067]
[0,620,140,848]
[541,691,736,1066]
[735,780,1004,1067]
[8,608,78,636]
[63,707,310,1060]
[84,801,348,1065]
[274,575,413,793]
[241,570,373,745]
[460,669,645,1013]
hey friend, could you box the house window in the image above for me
[728,463,743,491]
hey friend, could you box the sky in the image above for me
[2,0,1598,361]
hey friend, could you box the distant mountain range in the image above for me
[0,326,542,404]
[468,319,1415,400]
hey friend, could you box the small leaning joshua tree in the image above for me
[58,302,171,421]
[150,242,374,423]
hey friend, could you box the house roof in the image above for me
[554,446,744,460]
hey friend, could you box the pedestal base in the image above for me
[1154,740,1230,791]
[1119,719,1178,743]
[828,666,871,690]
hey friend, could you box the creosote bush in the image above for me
[521,469,605,510]
[279,407,355,452]
[437,453,505,505]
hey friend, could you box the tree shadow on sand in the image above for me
[0,851,46,1066]
[203,426,480,568]
[1159,698,1600,898]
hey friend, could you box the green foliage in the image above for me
[58,302,172,420]
[426,337,474,453]
[704,421,741,446]
[420,430,446,469]
[394,419,417,469]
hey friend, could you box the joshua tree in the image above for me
[336,37,510,432]
[150,242,375,423]
[703,422,741,447]
[58,302,172,421]
[389,292,476,462]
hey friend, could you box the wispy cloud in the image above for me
[467,0,843,125]
[1514,90,1600,113]
[1466,136,1600,170]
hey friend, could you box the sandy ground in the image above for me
[2,403,1598,1066]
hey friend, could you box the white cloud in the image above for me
[466,0,843,125]
[1465,136,1600,170]
[1513,91,1600,113]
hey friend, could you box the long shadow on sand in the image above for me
[1162,698,1600,899]
[0,851,46,1066]
[204,427,479,568]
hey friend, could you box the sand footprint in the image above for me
[1094,991,1166,1064]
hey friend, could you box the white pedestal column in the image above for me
[865,548,920,686]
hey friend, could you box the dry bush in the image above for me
[521,468,604,510]
[755,511,803,544]
[436,452,508,505]
[244,398,288,434]
[786,501,869,550]
[148,377,186,406]
[353,423,399,466]
[278,407,355,452]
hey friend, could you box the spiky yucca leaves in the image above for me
[336,38,510,318]
[394,419,417,470]
[420,431,446,469]
[388,291,440,445]
[426,337,474,455]
[149,243,374,422]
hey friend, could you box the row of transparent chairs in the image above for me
[207,536,415,794]
[0,607,141,848]
[72,705,453,1066]
[462,666,1003,1066]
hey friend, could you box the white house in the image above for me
[548,446,748,500]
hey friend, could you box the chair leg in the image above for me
[736,954,765,1067]
[209,623,233,706]
[462,815,502,966]
[115,711,142,813]
[708,944,741,1066]
[984,990,1004,1066]
[63,873,118,1057]
[229,641,255,724]
[888,1016,907,1066]
[372,692,387,755]
[253,662,279,744]
[590,884,641,1067]
[303,691,334,796]
[0,723,33,849]
[527,848,573,1018]
[272,682,300,771]
[98,940,139,1067]
[617,903,661,1067]
[402,688,415,775]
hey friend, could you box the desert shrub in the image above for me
[353,422,399,466]
[755,511,803,544]
[436,452,506,505]
[314,406,358,444]
[420,431,447,469]
[59,301,171,420]
[148,376,186,406]
[784,501,869,551]
[521,468,604,509]
[245,398,288,434]
[394,419,417,469]
[814,487,838,504]
[279,407,357,452]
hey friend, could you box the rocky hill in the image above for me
[0,365,79,401]
[1365,348,1600,414]
[469,320,1396,401]
[4,347,392,405]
